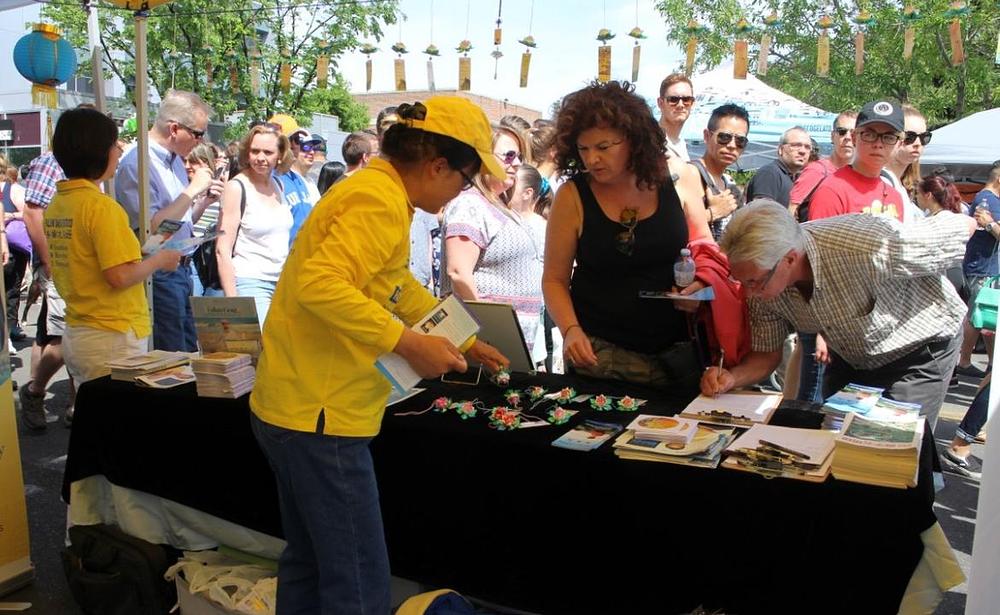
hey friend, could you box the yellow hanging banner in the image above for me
[365,58,373,91]
[458,56,471,91]
[597,45,611,82]
[816,15,833,77]
[902,5,921,61]
[394,58,406,91]
[854,31,865,75]
[520,51,531,88]
[682,20,703,77]
[627,27,645,82]
[279,49,292,93]
[945,1,968,66]
[758,33,771,76]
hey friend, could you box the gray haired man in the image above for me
[702,200,976,428]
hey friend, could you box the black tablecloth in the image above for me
[64,373,938,615]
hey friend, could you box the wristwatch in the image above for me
[987,222,996,233]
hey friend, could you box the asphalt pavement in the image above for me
[0,297,988,613]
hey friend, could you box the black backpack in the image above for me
[61,524,180,615]
[193,181,246,291]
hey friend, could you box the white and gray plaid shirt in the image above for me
[749,212,969,369]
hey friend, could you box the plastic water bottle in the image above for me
[674,248,696,288]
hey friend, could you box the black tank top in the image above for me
[570,175,689,354]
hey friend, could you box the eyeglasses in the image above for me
[665,95,695,106]
[833,127,852,137]
[576,139,625,154]
[782,142,812,150]
[174,121,205,139]
[742,259,780,292]
[457,168,475,190]
[903,131,932,146]
[616,208,638,256]
[858,129,900,145]
[300,143,315,153]
[714,131,749,149]
[495,150,520,166]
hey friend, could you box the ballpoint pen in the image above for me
[714,348,725,398]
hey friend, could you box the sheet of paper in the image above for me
[681,392,780,423]
[385,387,426,408]
[639,287,716,301]
[725,424,835,464]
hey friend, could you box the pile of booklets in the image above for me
[722,424,836,482]
[831,398,924,489]
[821,383,885,430]
[613,414,736,469]
[107,350,191,382]
[190,352,255,398]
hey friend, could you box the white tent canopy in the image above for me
[921,107,1000,183]
[681,63,838,145]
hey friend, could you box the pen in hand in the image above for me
[714,348,725,398]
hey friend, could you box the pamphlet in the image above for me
[190,296,263,362]
[551,419,624,451]
[135,365,196,389]
[822,383,884,416]
[141,219,183,254]
[639,287,716,301]
[375,295,480,394]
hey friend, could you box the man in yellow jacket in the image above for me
[250,97,508,614]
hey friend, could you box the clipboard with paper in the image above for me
[679,391,781,427]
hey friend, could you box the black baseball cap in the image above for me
[856,100,904,132]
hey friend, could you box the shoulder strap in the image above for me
[688,160,719,195]
[2,181,14,214]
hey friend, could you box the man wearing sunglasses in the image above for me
[115,90,224,352]
[788,111,857,222]
[808,100,905,222]
[702,200,977,430]
[746,126,812,208]
[690,104,749,241]
[656,73,695,161]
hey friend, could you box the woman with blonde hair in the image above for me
[886,103,931,222]
[215,124,294,326]
[441,127,544,357]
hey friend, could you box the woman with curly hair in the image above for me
[542,80,713,390]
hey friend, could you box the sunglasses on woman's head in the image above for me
[714,131,749,149]
[616,208,638,256]
[300,143,315,153]
[903,131,932,146]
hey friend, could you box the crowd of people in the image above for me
[6,71,995,613]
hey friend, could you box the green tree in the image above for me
[655,0,1000,126]
[41,0,398,130]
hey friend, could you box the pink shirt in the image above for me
[789,159,837,206]
[807,165,904,222]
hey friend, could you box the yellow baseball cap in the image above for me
[266,113,308,139]
[401,96,505,180]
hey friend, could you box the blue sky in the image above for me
[336,0,685,117]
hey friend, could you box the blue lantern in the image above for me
[12,24,78,109]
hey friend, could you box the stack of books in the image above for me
[190,352,255,398]
[626,414,700,446]
[722,424,836,482]
[832,400,924,489]
[107,350,191,382]
[613,424,735,469]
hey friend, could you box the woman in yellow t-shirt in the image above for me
[46,108,182,384]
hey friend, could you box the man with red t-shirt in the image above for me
[788,111,856,222]
[808,100,905,222]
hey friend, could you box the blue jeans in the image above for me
[236,277,277,328]
[796,332,826,403]
[189,261,225,298]
[152,267,197,351]
[957,379,991,444]
[250,414,390,615]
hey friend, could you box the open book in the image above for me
[375,295,480,394]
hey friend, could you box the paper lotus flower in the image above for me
[432,397,451,412]
[504,390,522,407]
[548,408,572,425]
[616,396,639,411]
[489,407,521,430]
[453,401,477,419]
[555,387,577,403]
[852,10,875,26]
[456,39,473,53]
[944,1,969,18]
[763,11,781,27]
[684,19,706,35]
[359,43,378,55]
[491,367,510,387]
[596,28,615,42]
[590,394,613,411]
[735,17,752,35]
[527,386,547,401]
[627,27,646,40]
[518,35,537,48]
[390,42,408,55]
[817,15,834,29]
[423,44,440,56]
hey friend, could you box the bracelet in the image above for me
[707,207,715,224]
[563,324,581,337]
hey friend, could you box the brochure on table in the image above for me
[190,296,262,363]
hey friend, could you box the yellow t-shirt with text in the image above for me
[45,179,151,337]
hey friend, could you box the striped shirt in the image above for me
[749,212,970,369]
